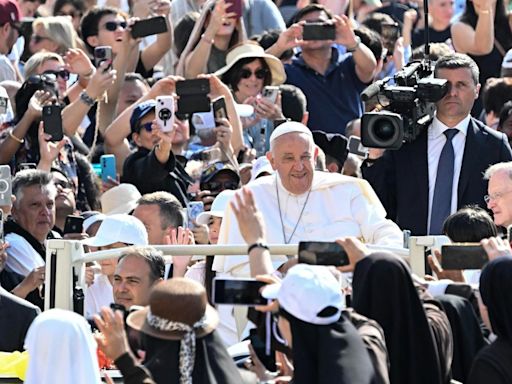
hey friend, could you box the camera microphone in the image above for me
[361,77,390,102]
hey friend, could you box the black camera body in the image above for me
[360,60,449,149]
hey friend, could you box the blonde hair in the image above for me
[33,16,79,54]
[24,51,64,78]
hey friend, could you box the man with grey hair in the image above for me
[0,170,58,309]
[363,53,512,236]
[484,162,512,228]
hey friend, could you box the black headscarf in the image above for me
[352,252,443,384]
[436,294,485,383]
[479,256,512,342]
[141,330,243,384]
[281,309,376,384]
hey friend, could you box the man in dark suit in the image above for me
[0,242,40,352]
[362,53,512,235]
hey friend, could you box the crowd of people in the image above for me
[0,0,512,382]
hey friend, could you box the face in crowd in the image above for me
[113,254,157,308]
[486,170,512,228]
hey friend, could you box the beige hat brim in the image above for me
[126,304,219,341]
[215,52,287,86]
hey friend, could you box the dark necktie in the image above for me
[429,129,459,235]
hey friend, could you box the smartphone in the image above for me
[94,46,113,71]
[187,201,204,228]
[249,330,276,372]
[100,154,117,183]
[441,244,489,270]
[226,0,243,18]
[130,16,168,39]
[176,79,210,96]
[200,147,223,163]
[0,96,7,115]
[156,96,175,132]
[63,215,85,234]
[348,136,368,159]
[0,166,11,207]
[212,278,267,306]
[262,86,279,103]
[302,22,336,41]
[213,96,228,120]
[42,104,64,141]
[18,163,37,171]
[298,241,350,267]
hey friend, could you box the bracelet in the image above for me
[248,242,270,254]
[347,36,361,53]
[201,33,214,45]
[79,90,96,107]
[82,68,95,79]
[8,131,24,144]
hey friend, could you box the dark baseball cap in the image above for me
[0,0,21,25]
[130,100,156,134]
[200,162,240,184]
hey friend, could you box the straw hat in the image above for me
[215,42,286,85]
[101,183,142,215]
[127,278,219,340]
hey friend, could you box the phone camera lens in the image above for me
[0,180,8,194]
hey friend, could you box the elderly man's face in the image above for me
[487,170,512,227]
[267,133,317,195]
[13,185,56,243]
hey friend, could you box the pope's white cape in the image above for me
[214,171,403,275]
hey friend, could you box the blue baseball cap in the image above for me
[130,100,156,134]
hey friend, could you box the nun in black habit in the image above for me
[468,256,512,384]
[351,252,445,384]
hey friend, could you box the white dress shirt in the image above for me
[427,115,471,234]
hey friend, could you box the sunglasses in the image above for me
[103,21,127,31]
[31,34,52,44]
[239,68,268,80]
[138,122,154,132]
[201,180,239,192]
[43,69,70,80]
[54,179,74,190]
[28,73,57,85]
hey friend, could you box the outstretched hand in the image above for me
[94,306,131,362]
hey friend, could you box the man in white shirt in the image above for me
[362,53,512,235]
[484,162,512,229]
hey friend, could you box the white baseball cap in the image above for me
[196,189,237,225]
[262,264,344,325]
[82,214,148,247]
[250,156,274,182]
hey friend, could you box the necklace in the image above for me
[276,179,312,244]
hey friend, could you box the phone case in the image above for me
[101,154,117,183]
[226,0,242,19]
[156,96,175,132]
[94,46,113,70]
[64,215,85,234]
[213,96,228,120]
[262,86,279,103]
[42,104,63,141]
[187,202,204,228]
[0,165,11,207]
[131,16,168,39]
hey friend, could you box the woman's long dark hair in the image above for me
[222,57,272,93]
[459,0,512,51]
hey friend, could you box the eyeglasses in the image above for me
[201,180,239,192]
[484,190,512,204]
[239,68,268,80]
[43,69,70,81]
[54,179,74,190]
[31,34,52,44]
[102,21,127,31]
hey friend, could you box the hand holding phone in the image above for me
[187,201,204,228]
[130,16,168,39]
[64,215,85,234]
[94,46,113,71]
[42,104,64,141]
[100,154,117,183]
[441,244,489,270]
[262,86,279,104]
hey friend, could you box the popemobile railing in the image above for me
[43,236,449,312]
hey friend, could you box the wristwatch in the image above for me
[347,36,361,53]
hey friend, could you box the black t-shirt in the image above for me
[412,26,451,48]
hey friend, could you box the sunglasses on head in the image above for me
[31,34,52,44]
[43,69,70,81]
[239,68,268,80]
[103,21,127,31]
[201,180,239,192]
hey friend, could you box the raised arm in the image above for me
[140,1,173,71]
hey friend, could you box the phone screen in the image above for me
[42,104,63,141]
[298,241,350,267]
[131,16,168,39]
[302,22,336,41]
[441,244,489,270]
[64,215,85,235]
[213,278,267,306]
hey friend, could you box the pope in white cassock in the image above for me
[214,121,403,276]
[212,122,403,345]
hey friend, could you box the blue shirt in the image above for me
[285,49,367,135]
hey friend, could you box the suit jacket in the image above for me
[362,117,512,235]
[0,286,40,352]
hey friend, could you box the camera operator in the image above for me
[362,53,512,236]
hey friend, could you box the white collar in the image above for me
[430,114,471,140]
